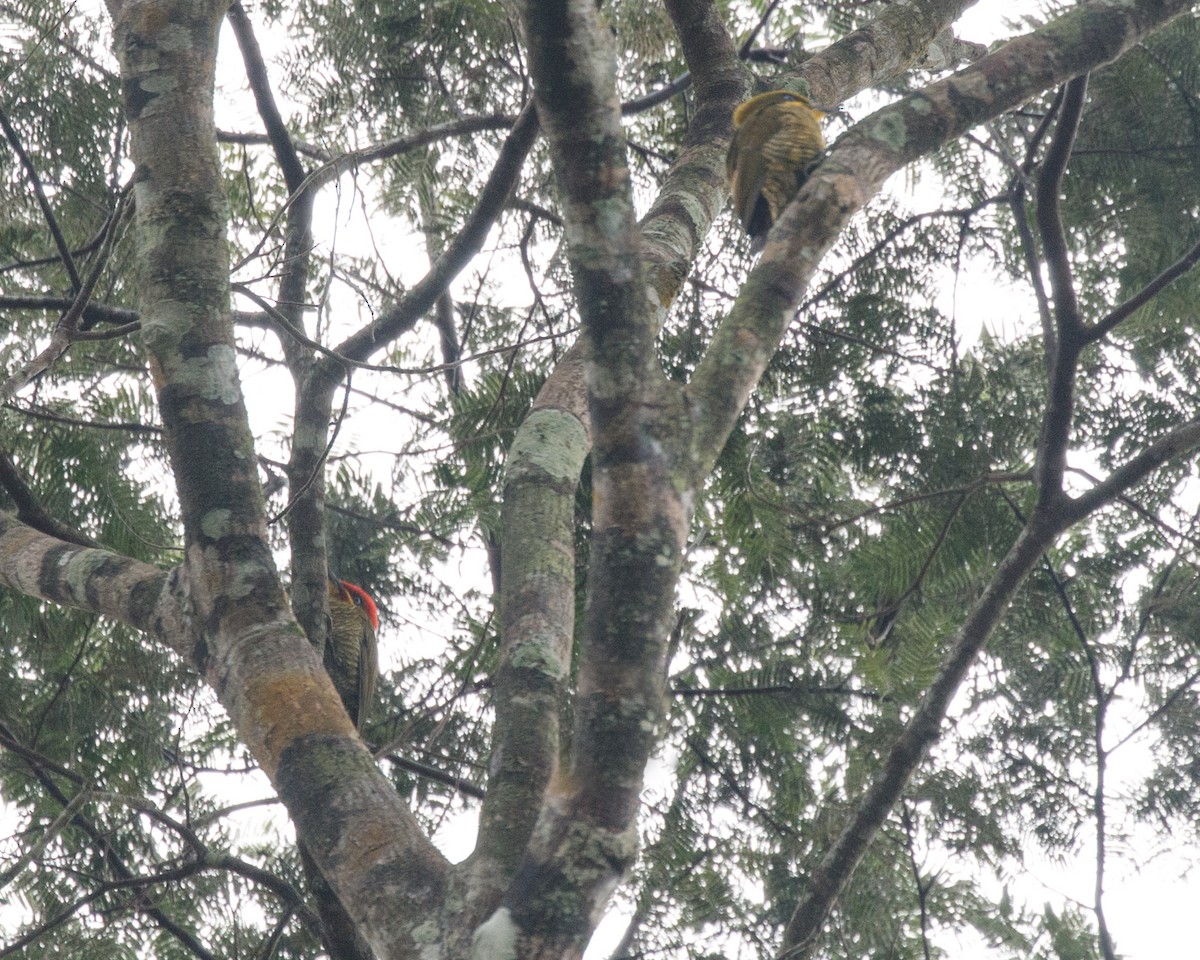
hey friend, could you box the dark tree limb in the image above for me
[1035,76,1088,344]
[781,515,1065,957]
[0,448,99,548]
[0,298,137,326]
[1086,230,1200,343]
[227,3,307,193]
[1032,75,1088,505]
[1004,86,1066,357]
[229,3,344,740]
[327,102,540,370]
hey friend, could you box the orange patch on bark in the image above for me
[250,673,357,771]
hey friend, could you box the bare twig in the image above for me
[1086,231,1200,343]
[0,2,81,87]
[0,105,82,289]
[0,187,133,400]
[0,721,218,960]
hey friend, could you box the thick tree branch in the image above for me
[636,0,743,308]
[468,354,588,923]
[474,0,1016,948]
[1035,76,1088,344]
[474,0,690,953]
[0,449,99,548]
[108,7,448,959]
[688,0,1195,476]
[794,0,981,107]
[0,297,139,326]
[227,3,306,193]
[227,3,344,665]
[0,512,192,655]
[1003,86,1066,356]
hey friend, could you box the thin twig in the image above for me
[0,105,81,289]
[0,186,133,400]
[1086,231,1200,343]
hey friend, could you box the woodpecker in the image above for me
[301,578,382,960]
[325,577,379,730]
[726,90,827,252]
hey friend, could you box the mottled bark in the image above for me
[474,2,982,915]
[689,0,1199,474]
[4,0,1194,958]
[0,513,191,654]
[107,5,447,959]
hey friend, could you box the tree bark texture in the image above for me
[1,0,1196,958]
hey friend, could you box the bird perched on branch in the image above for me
[325,576,379,730]
[300,577,382,960]
[726,90,827,252]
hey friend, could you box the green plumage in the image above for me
[726,91,827,252]
[326,577,379,730]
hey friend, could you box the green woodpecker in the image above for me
[726,90,827,252]
[295,578,381,960]
[326,577,379,730]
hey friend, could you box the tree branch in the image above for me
[1031,74,1088,504]
[0,105,81,290]
[1,187,132,400]
[1035,76,1088,344]
[328,102,540,369]
[1064,415,1200,523]
[780,514,1065,957]
[0,448,100,548]
[1086,229,1200,343]
[0,512,193,656]
[108,8,449,958]
[688,0,1192,476]
[227,3,306,193]
[0,296,138,327]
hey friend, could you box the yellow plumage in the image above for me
[726,91,827,252]
[326,577,379,730]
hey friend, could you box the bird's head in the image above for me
[732,90,825,127]
[330,577,380,631]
